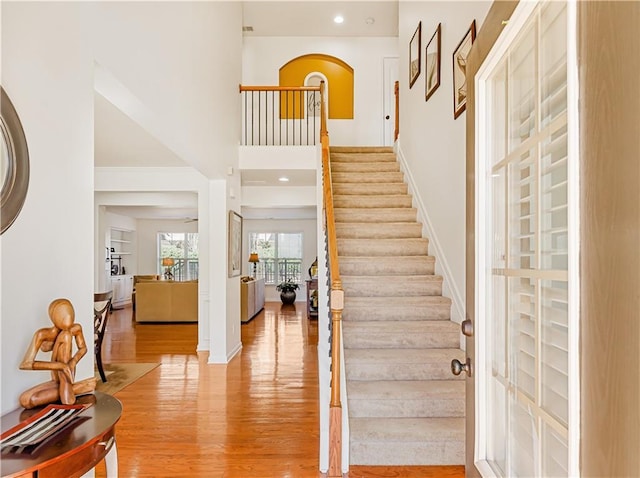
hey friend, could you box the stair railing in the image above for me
[239,85,322,146]
[320,81,344,477]
[394,80,399,142]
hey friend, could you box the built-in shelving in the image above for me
[107,227,134,308]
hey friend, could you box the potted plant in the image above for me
[276,279,299,305]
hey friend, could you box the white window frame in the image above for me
[248,232,304,285]
[157,232,199,281]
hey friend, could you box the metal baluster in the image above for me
[251,91,255,146]
[300,90,303,146]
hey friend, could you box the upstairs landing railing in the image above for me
[239,85,323,146]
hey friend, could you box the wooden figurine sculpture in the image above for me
[19,298,96,409]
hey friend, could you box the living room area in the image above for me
[95,195,318,326]
[96,199,200,322]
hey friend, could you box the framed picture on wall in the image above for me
[409,21,422,88]
[228,210,243,277]
[452,19,477,119]
[425,23,442,102]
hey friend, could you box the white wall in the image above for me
[92,2,242,181]
[136,219,198,275]
[398,1,491,323]
[1,3,94,413]
[242,36,398,146]
[242,218,318,303]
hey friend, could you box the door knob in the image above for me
[461,319,473,337]
[451,357,472,377]
[385,115,390,120]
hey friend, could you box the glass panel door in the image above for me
[476,1,577,476]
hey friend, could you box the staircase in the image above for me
[329,146,466,466]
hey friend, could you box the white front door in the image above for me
[383,57,399,146]
[474,1,579,476]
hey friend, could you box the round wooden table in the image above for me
[1,392,121,478]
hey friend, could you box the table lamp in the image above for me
[162,257,175,280]
[248,253,259,277]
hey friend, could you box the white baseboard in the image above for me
[396,142,465,325]
[196,340,210,353]
[208,341,242,364]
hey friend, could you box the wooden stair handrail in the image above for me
[394,80,399,142]
[320,80,344,478]
[239,85,322,93]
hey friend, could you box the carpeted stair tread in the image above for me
[339,256,435,276]
[331,162,400,173]
[350,417,464,442]
[345,348,465,381]
[349,417,464,465]
[334,208,417,223]
[342,296,451,321]
[336,222,422,239]
[345,347,462,364]
[341,275,442,297]
[330,146,394,153]
[332,171,404,183]
[343,321,460,349]
[332,183,408,195]
[348,380,465,401]
[347,380,465,418]
[333,194,413,209]
[338,238,428,256]
[331,153,397,163]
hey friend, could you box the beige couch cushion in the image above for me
[135,280,197,322]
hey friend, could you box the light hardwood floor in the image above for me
[96,302,465,478]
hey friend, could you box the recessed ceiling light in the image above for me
[278,176,290,182]
[334,15,344,24]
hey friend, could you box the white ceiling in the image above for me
[242,1,398,37]
[241,169,316,186]
[97,2,397,220]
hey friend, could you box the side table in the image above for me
[1,391,121,478]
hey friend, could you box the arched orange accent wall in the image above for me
[279,53,354,119]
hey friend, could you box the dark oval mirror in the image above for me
[1,87,30,234]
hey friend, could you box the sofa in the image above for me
[132,275,160,309]
[135,280,198,322]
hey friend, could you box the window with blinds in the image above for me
[481,1,573,476]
